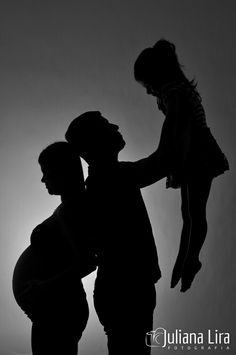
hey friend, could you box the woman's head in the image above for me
[38,141,84,196]
[134,39,188,94]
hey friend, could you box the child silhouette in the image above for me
[134,39,229,292]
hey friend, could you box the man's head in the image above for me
[65,111,126,164]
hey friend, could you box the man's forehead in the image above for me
[98,116,109,124]
[72,113,113,130]
[91,116,113,128]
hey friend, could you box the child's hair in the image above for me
[134,39,199,97]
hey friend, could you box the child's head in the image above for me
[134,39,185,94]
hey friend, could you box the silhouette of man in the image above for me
[65,111,167,355]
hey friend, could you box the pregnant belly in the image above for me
[12,245,39,306]
[12,246,87,319]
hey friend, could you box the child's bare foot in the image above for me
[171,257,185,288]
[180,259,202,292]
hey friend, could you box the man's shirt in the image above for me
[86,158,166,285]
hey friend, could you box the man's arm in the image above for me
[121,149,168,189]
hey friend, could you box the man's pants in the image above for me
[94,279,156,355]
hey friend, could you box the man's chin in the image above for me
[46,187,57,195]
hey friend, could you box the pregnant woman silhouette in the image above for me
[13,142,96,355]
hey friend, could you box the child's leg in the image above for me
[171,183,191,288]
[181,176,213,292]
[185,176,212,261]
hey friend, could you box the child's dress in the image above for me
[157,81,229,188]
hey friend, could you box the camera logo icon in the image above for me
[146,327,166,347]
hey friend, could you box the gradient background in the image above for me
[1,0,235,354]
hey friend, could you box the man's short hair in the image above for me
[65,111,104,152]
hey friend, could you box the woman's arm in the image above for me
[17,265,82,315]
[54,205,97,278]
